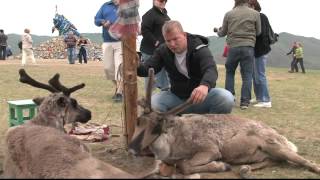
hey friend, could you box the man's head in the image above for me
[0,29,4,33]
[154,0,167,10]
[162,20,187,54]
[24,28,30,34]
[234,0,249,7]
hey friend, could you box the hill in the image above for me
[7,32,320,69]
[208,32,320,69]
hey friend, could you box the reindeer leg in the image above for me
[239,159,277,179]
[264,146,320,174]
[177,151,231,175]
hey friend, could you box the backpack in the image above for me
[267,23,278,45]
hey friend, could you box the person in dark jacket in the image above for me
[287,41,299,73]
[137,20,234,114]
[249,0,272,108]
[0,29,8,60]
[140,0,170,91]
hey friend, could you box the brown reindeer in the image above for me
[128,68,320,178]
[2,69,151,178]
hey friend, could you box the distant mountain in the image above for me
[7,32,320,69]
[208,32,320,69]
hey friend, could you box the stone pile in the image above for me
[33,36,102,60]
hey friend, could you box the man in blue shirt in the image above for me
[95,0,123,103]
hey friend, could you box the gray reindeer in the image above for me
[128,68,320,178]
[3,69,151,178]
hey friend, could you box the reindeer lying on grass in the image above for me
[128,68,320,178]
[3,69,151,179]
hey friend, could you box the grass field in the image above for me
[0,59,319,178]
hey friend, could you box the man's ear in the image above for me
[33,97,45,105]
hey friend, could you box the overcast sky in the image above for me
[1,0,319,39]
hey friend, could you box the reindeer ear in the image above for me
[57,97,67,107]
[33,97,44,105]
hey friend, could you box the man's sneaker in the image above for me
[253,102,272,108]
[240,103,249,110]
[112,93,123,103]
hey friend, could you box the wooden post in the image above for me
[122,34,138,148]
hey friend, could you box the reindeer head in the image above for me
[128,69,192,155]
[19,69,91,130]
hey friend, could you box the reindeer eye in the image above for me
[71,99,78,107]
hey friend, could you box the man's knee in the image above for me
[208,88,234,114]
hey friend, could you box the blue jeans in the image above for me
[141,52,170,91]
[225,46,254,105]
[67,47,76,64]
[151,88,234,114]
[253,54,270,102]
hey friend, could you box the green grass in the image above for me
[0,59,320,178]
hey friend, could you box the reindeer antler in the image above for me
[19,69,59,93]
[143,68,155,114]
[165,98,193,115]
[19,69,85,96]
[48,74,85,96]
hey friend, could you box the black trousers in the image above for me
[290,58,299,72]
[294,58,306,73]
[0,46,6,60]
[78,47,87,64]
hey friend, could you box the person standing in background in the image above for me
[94,0,123,103]
[249,0,272,108]
[0,29,8,60]
[140,0,171,91]
[21,28,37,66]
[77,35,89,64]
[287,41,299,73]
[214,0,261,110]
[64,31,77,64]
[294,42,306,73]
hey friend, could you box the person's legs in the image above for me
[83,48,88,64]
[186,88,234,114]
[22,49,27,65]
[225,47,240,96]
[151,91,184,112]
[0,46,5,60]
[67,48,74,64]
[239,47,254,107]
[152,88,234,114]
[78,48,83,64]
[141,52,170,91]
[102,43,115,80]
[29,49,36,64]
[253,55,270,103]
[113,42,124,101]
[297,59,306,73]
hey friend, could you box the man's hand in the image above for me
[102,20,111,29]
[190,85,208,104]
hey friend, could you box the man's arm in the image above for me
[191,46,218,104]
[217,13,229,37]
[137,46,166,77]
[94,5,105,27]
[255,13,262,36]
[141,13,158,47]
